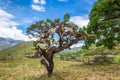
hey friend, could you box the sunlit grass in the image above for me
[0,58,120,80]
[0,58,44,80]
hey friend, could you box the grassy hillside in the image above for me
[1,40,120,60]
[0,41,34,59]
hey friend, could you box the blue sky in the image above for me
[0,0,96,41]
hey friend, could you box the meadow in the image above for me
[0,58,120,80]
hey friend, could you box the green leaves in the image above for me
[46,39,51,47]
[73,25,78,32]
[64,13,70,22]
[54,18,60,23]
[85,0,120,49]
[41,22,46,26]
[46,18,53,23]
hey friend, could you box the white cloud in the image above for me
[0,27,30,41]
[0,9,30,41]
[70,43,84,48]
[0,9,14,19]
[33,0,40,3]
[70,15,89,28]
[33,0,46,5]
[58,0,68,2]
[31,0,46,12]
[40,0,46,5]
[0,9,18,27]
[31,4,45,12]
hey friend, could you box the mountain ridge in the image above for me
[0,37,22,50]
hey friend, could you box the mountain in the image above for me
[0,37,22,50]
[0,41,34,59]
[0,41,81,59]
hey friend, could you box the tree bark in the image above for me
[47,58,54,77]
[40,53,54,77]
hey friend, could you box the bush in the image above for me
[0,53,16,60]
[93,55,114,64]
[89,51,115,65]
[59,52,77,61]
[114,55,120,64]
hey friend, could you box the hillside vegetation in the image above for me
[0,41,34,59]
[0,41,120,61]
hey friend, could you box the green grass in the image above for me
[0,58,120,80]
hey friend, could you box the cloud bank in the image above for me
[70,15,89,28]
[0,9,30,41]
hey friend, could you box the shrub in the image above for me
[89,51,115,65]
[59,52,77,61]
[114,55,120,64]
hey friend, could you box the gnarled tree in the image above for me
[26,13,96,77]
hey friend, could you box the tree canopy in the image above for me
[85,0,120,49]
[26,13,96,77]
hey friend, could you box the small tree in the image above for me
[26,13,95,77]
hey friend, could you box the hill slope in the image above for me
[0,37,22,50]
[0,41,34,59]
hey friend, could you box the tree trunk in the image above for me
[47,59,54,77]
[40,53,54,77]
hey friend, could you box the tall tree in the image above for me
[26,13,95,77]
[85,0,120,49]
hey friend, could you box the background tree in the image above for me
[85,0,120,49]
[26,13,95,77]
